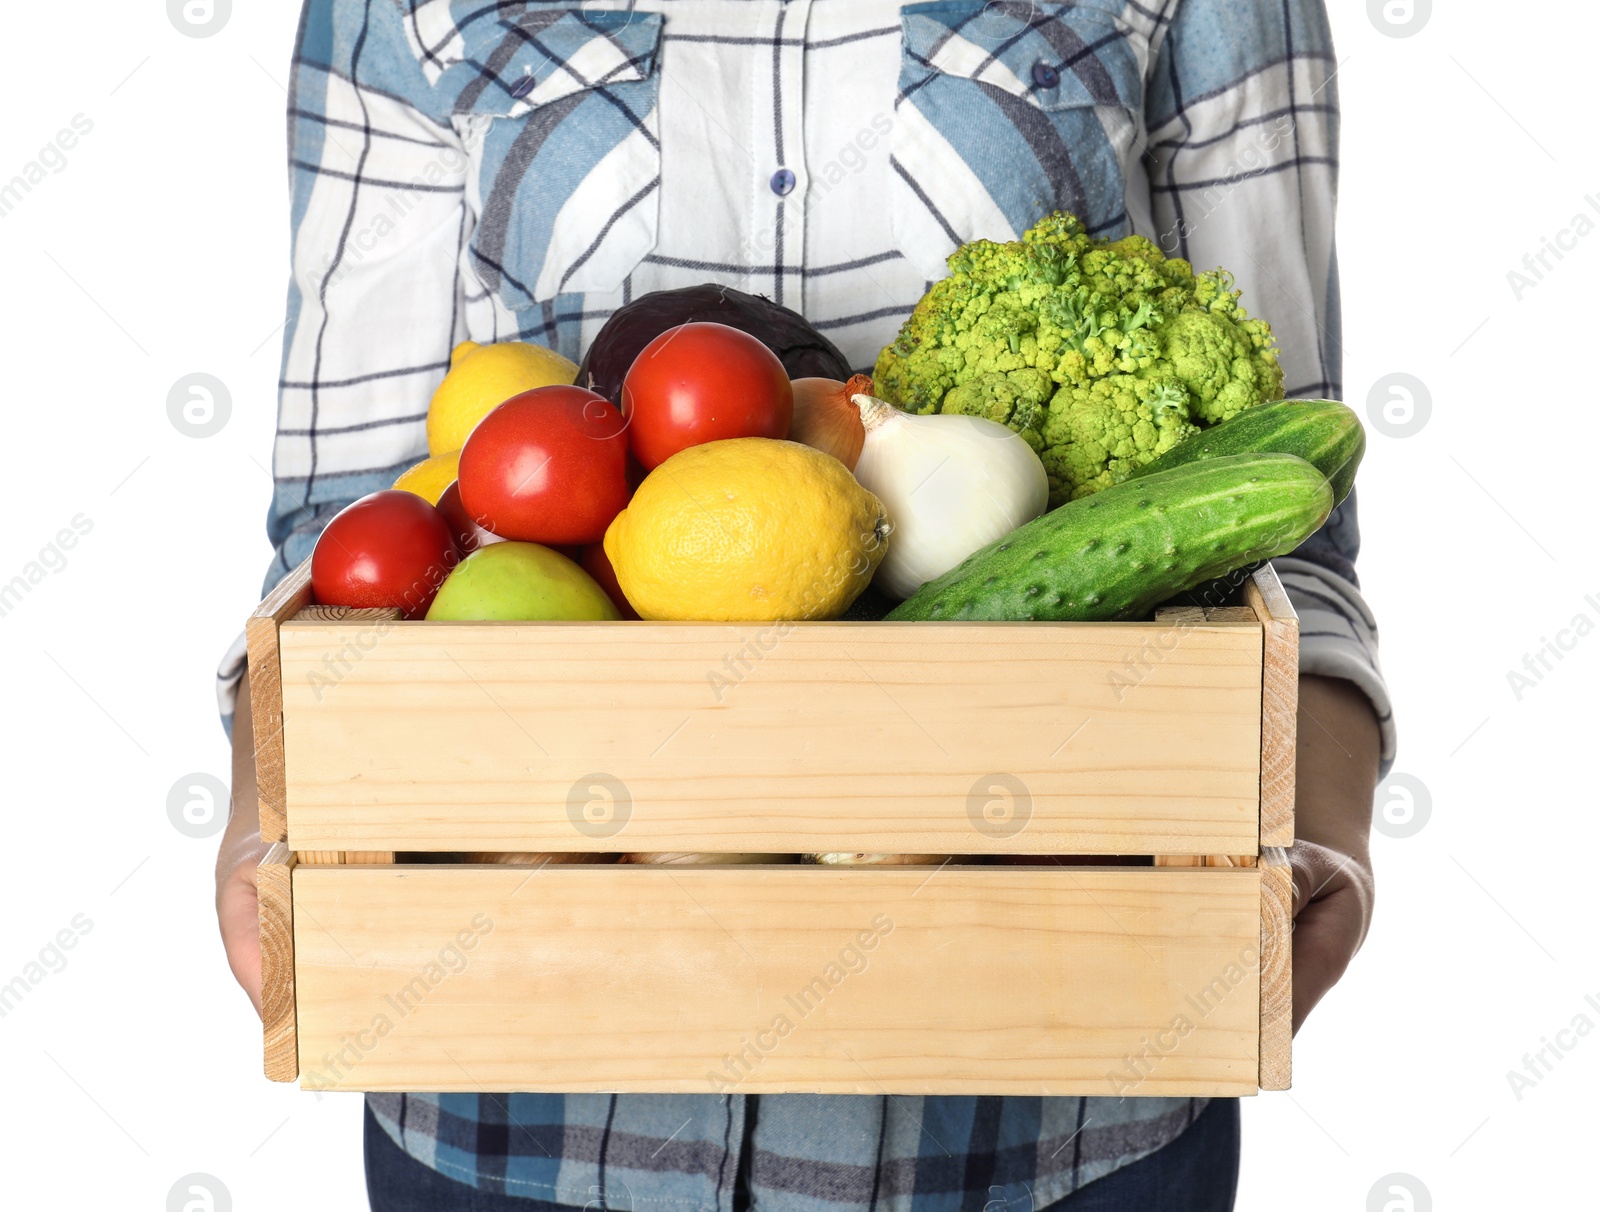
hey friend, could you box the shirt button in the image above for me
[510,74,536,99]
[770,168,796,197]
[1032,62,1060,90]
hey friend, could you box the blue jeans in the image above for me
[365,1099,1239,1210]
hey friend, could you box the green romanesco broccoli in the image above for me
[873,212,1284,504]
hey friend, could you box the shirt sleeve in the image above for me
[218,0,469,731]
[1145,0,1396,773]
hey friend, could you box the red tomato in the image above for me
[435,480,504,554]
[620,322,793,469]
[310,490,459,618]
[625,451,649,494]
[458,386,630,545]
[580,543,640,620]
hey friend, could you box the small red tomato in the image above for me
[620,322,793,469]
[580,543,640,620]
[458,386,630,545]
[436,480,504,554]
[311,490,459,618]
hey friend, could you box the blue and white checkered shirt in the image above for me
[220,0,1395,1206]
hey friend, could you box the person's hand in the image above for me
[216,667,269,1016]
[1288,675,1381,1034]
[1288,838,1374,1033]
[217,827,269,1015]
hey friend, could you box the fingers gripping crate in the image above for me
[250,561,1297,1096]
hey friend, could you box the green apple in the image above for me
[426,542,622,621]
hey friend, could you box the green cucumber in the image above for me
[885,453,1332,622]
[1127,399,1365,506]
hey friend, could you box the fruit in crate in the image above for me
[578,283,852,403]
[1125,397,1366,507]
[873,212,1286,505]
[849,391,1049,600]
[621,322,794,470]
[603,438,890,622]
[425,542,620,622]
[427,339,579,456]
[392,450,461,505]
[310,489,459,618]
[457,385,630,546]
[435,481,504,553]
[887,453,1332,622]
[580,543,639,620]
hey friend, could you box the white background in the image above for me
[0,1,1591,1208]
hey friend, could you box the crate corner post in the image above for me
[246,557,314,845]
[1246,565,1298,849]
[258,842,299,1083]
[1258,846,1293,1091]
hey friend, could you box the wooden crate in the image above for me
[252,562,1297,1096]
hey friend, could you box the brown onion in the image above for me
[790,374,871,470]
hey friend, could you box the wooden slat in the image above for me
[1204,606,1258,623]
[293,864,1263,1095]
[1258,846,1293,1090]
[466,852,621,865]
[292,605,405,624]
[258,844,298,1082]
[278,621,1264,855]
[246,559,314,843]
[1154,855,1256,868]
[1246,566,1299,847]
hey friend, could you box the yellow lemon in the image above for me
[605,439,891,621]
[426,339,579,455]
[391,450,461,504]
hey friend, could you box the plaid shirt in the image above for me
[219,0,1396,1206]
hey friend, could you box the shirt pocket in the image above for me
[890,1,1144,280]
[443,10,665,309]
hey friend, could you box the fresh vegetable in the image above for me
[604,438,891,622]
[435,480,504,553]
[886,453,1332,623]
[851,392,1048,600]
[427,339,578,456]
[1126,398,1366,507]
[873,212,1284,505]
[425,542,620,622]
[580,543,640,620]
[805,853,948,866]
[457,385,629,545]
[392,450,461,505]
[621,323,794,469]
[790,375,871,469]
[310,490,459,618]
[579,284,852,404]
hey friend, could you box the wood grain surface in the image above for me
[258,844,297,1082]
[245,560,315,843]
[277,620,1264,855]
[1246,566,1299,847]
[1258,846,1294,1090]
[293,863,1264,1095]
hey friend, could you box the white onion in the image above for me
[851,394,1049,600]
